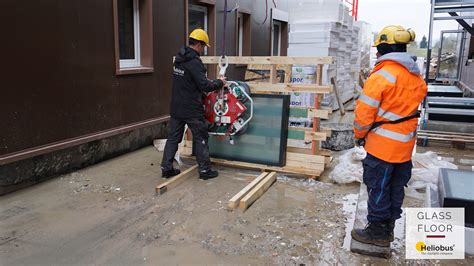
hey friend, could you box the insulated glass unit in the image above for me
[208,94,290,166]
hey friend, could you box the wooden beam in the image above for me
[200,56,334,65]
[304,132,327,141]
[331,77,346,115]
[228,172,269,209]
[286,152,325,164]
[155,165,198,195]
[308,109,330,119]
[247,83,333,94]
[287,146,312,155]
[208,157,322,177]
[285,160,325,171]
[239,172,277,210]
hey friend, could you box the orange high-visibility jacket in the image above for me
[354,53,427,163]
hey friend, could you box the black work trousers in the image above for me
[161,116,212,172]
[363,153,412,223]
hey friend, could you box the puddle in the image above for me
[337,193,358,250]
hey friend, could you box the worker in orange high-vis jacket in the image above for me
[351,26,427,248]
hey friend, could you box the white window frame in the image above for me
[189,4,208,55]
[237,13,244,56]
[272,20,282,56]
[120,0,141,69]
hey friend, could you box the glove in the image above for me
[355,138,365,147]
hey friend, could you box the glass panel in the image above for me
[441,169,474,201]
[273,22,280,56]
[118,0,135,60]
[208,95,290,166]
[437,31,464,80]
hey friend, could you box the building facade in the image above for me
[0,0,289,194]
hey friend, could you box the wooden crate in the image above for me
[185,56,334,177]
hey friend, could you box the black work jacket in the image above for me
[170,46,224,119]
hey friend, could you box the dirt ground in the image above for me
[1,144,473,265]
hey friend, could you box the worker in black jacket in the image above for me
[161,29,225,180]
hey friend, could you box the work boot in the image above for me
[199,169,219,180]
[351,222,390,247]
[388,220,395,242]
[161,168,181,179]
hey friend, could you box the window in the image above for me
[236,12,251,56]
[469,27,474,60]
[272,20,282,56]
[113,0,153,75]
[271,9,288,56]
[189,5,208,55]
[237,13,243,56]
[118,0,140,68]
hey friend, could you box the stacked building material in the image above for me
[288,0,368,110]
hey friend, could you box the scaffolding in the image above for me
[426,0,474,82]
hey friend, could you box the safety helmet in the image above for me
[189,29,210,47]
[373,26,416,47]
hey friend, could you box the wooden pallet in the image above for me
[417,130,474,149]
[184,56,334,177]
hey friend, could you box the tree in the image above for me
[420,35,428,48]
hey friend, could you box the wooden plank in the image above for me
[207,157,322,177]
[331,77,346,115]
[305,132,327,141]
[419,130,474,137]
[239,172,278,210]
[289,107,330,119]
[284,65,292,83]
[285,160,325,172]
[247,82,333,94]
[316,65,323,85]
[287,146,313,155]
[417,136,474,143]
[308,109,330,119]
[286,152,325,164]
[288,126,331,138]
[228,172,269,209]
[270,64,278,84]
[200,56,334,65]
[417,132,474,140]
[155,165,199,195]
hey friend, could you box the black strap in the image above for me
[370,111,420,131]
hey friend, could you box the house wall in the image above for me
[0,0,187,194]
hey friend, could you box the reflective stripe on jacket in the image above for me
[354,53,427,163]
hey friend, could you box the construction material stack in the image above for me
[288,0,366,110]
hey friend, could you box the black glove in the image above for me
[355,138,365,147]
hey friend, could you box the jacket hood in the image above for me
[376,52,421,75]
[175,46,199,63]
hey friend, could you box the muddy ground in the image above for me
[1,144,473,265]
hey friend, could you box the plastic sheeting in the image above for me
[329,148,458,199]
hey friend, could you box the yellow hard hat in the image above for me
[373,25,416,47]
[189,29,210,47]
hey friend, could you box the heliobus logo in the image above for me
[406,208,464,259]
